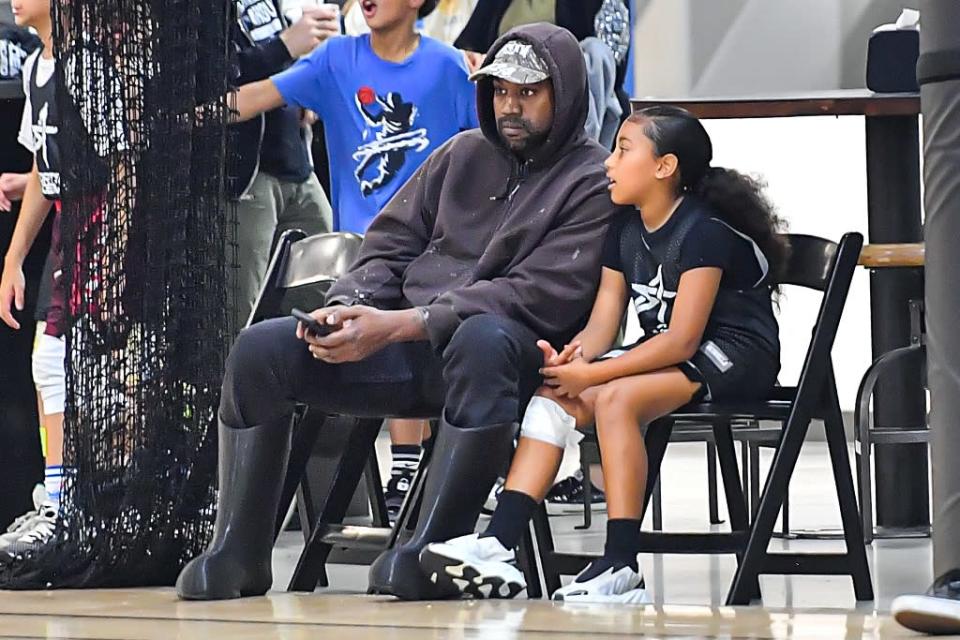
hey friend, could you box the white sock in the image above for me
[44,466,64,508]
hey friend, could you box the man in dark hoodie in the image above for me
[175,22,620,602]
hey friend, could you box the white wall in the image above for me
[704,117,873,411]
[629,0,915,411]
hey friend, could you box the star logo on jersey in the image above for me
[631,265,676,333]
[32,101,59,169]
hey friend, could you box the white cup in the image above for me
[284,0,342,33]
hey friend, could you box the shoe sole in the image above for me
[893,595,960,634]
[420,548,525,600]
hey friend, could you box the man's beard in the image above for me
[497,117,550,155]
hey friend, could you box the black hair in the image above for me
[628,105,790,283]
[419,0,439,18]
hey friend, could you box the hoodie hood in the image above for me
[476,23,590,169]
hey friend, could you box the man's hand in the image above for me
[0,260,26,330]
[0,173,29,213]
[299,306,414,364]
[541,358,597,399]
[280,5,340,58]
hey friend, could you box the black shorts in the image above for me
[678,334,780,402]
[600,334,780,403]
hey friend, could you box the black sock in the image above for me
[390,444,421,478]
[481,490,538,550]
[604,518,641,570]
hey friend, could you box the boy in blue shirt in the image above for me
[231,0,479,522]
[234,0,478,233]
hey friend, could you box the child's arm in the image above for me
[586,267,722,384]
[542,267,723,395]
[233,79,287,123]
[568,267,629,361]
[0,162,52,330]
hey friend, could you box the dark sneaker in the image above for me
[546,472,606,514]
[893,570,960,634]
[384,471,414,525]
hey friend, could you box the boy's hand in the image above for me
[0,173,29,212]
[281,5,340,58]
[0,260,26,330]
[463,50,484,74]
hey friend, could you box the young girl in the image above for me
[419,106,789,602]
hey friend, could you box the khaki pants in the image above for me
[230,171,333,337]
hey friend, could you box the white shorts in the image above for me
[32,328,66,416]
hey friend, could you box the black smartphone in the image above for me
[292,308,333,337]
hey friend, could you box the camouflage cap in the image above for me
[469,40,551,85]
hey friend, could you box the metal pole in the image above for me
[866,113,929,532]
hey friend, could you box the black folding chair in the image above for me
[252,230,543,596]
[532,232,874,605]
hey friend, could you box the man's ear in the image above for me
[657,153,680,180]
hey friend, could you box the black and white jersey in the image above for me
[18,47,131,199]
[601,196,781,400]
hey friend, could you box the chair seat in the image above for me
[670,399,793,422]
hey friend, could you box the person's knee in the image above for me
[594,382,635,422]
[444,314,516,366]
[227,317,302,383]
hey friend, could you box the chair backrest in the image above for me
[247,231,364,327]
[782,232,864,413]
[775,234,842,291]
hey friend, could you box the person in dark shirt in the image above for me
[420,105,789,603]
[229,0,337,334]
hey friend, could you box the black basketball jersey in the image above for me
[602,196,780,359]
[26,48,112,200]
[28,53,62,199]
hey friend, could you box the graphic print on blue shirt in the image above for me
[271,35,479,233]
[353,88,430,196]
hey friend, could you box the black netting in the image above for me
[1,0,234,588]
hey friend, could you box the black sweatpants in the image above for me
[220,313,544,430]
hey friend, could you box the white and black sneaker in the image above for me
[0,485,50,554]
[892,570,960,634]
[384,471,414,525]
[420,533,526,600]
[552,557,650,604]
[480,478,505,516]
[1,500,57,564]
[546,471,606,514]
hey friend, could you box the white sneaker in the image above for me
[892,571,960,634]
[420,533,526,600]
[0,485,50,552]
[2,501,57,562]
[552,561,651,604]
[481,478,505,516]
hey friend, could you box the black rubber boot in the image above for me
[176,416,292,600]
[368,417,516,600]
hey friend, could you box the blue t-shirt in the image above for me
[272,34,479,232]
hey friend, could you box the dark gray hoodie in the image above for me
[326,23,622,350]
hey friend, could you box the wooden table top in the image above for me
[859,243,925,268]
[631,89,920,119]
